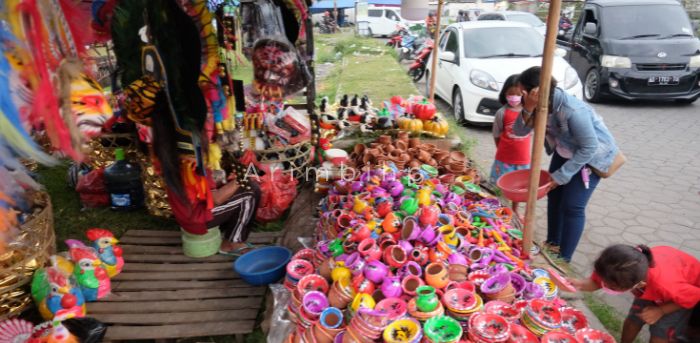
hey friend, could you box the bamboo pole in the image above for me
[522,0,563,257]
[428,0,444,102]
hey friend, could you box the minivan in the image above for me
[358,7,424,37]
[559,0,700,103]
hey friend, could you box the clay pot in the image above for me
[378,135,392,145]
[415,286,440,312]
[408,159,422,169]
[389,150,402,160]
[448,264,469,282]
[319,257,335,280]
[420,143,437,153]
[397,131,410,143]
[378,233,397,250]
[401,275,424,296]
[381,276,403,298]
[449,150,466,163]
[427,159,438,167]
[384,245,408,268]
[425,262,449,289]
[364,260,389,284]
[401,217,420,241]
[408,137,421,148]
[410,247,429,266]
[395,140,408,151]
[418,149,431,163]
[329,280,354,309]
[358,238,381,262]
[354,144,367,155]
[384,144,396,154]
[434,150,450,162]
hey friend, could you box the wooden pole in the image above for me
[522,0,562,257]
[428,0,444,102]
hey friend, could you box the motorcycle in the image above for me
[386,26,406,48]
[558,15,573,37]
[398,32,426,62]
[407,38,433,82]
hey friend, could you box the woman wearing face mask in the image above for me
[569,244,700,343]
[490,74,531,217]
[513,66,620,262]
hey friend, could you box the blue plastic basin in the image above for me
[234,246,292,285]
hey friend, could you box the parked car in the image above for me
[477,11,547,35]
[425,21,583,125]
[558,0,700,104]
[357,7,424,37]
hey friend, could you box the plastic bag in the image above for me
[241,0,287,56]
[75,168,109,208]
[266,284,293,343]
[62,317,108,343]
[255,169,298,222]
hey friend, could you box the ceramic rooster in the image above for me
[86,228,123,277]
[66,241,110,301]
[31,267,86,321]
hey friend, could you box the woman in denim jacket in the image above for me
[513,67,620,262]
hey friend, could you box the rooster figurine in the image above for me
[86,229,123,278]
[31,267,86,321]
[66,241,110,301]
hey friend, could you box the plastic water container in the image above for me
[182,227,222,258]
[104,148,144,211]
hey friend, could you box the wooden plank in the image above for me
[121,245,183,255]
[93,309,257,325]
[104,321,256,340]
[88,297,262,314]
[124,254,233,263]
[123,262,232,272]
[101,287,265,302]
[119,236,181,246]
[116,270,238,281]
[112,279,253,291]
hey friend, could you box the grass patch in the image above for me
[583,294,643,343]
[445,117,478,156]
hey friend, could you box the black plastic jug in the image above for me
[104,148,144,210]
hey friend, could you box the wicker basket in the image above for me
[0,193,56,319]
[253,141,314,180]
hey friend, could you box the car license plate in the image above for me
[648,76,680,86]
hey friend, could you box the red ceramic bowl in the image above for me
[468,313,511,342]
[560,307,588,333]
[542,330,578,343]
[575,328,616,343]
[508,324,538,343]
[497,169,553,202]
[443,288,478,312]
[484,300,521,322]
[527,299,562,329]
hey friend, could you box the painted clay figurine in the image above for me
[86,228,123,278]
[31,267,86,321]
[66,241,110,301]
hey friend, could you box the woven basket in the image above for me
[254,141,314,180]
[0,193,56,319]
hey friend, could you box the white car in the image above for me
[357,7,424,37]
[478,11,547,36]
[425,21,583,125]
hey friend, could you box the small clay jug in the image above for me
[354,144,367,155]
[418,149,431,163]
[425,262,449,289]
[409,137,421,148]
[415,285,440,312]
[395,140,408,151]
[409,159,422,169]
[397,131,410,143]
[378,135,392,145]
[450,150,466,163]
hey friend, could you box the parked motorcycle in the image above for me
[558,15,573,37]
[407,38,433,82]
[398,32,426,62]
[386,26,406,48]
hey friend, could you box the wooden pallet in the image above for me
[88,229,283,341]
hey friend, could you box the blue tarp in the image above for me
[310,0,356,13]
[367,0,401,5]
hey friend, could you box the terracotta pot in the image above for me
[409,137,421,148]
[378,135,392,145]
[384,245,408,268]
[427,159,438,167]
[401,217,421,241]
[425,262,449,289]
[397,131,410,143]
[420,143,437,153]
[395,140,408,151]
[370,143,382,149]
[448,264,469,282]
[384,144,396,153]
[449,150,466,163]
[418,149,431,163]
[408,159,422,168]
[400,153,411,162]
[401,275,424,296]
[319,257,335,280]
[329,280,353,309]
[434,149,450,161]
[354,144,367,155]
[389,150,402,160]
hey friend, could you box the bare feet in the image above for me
[219,241,254,255]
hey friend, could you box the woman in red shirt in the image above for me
[490,74,532,216]
[570,244,700,343]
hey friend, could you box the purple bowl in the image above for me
[345,252,366,276]
[303,291,329,315]
[523,282,545,300]
[480,273,512,294]
[510,272,527,295]
[364,260,390,284]
[488,264,508,275]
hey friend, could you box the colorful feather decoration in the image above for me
[0,28,56,165]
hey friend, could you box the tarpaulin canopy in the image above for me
[310,0,356,13]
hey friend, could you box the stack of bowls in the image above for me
[441,288,482,322]
[467,313,511,343]
[521,299,562,337]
